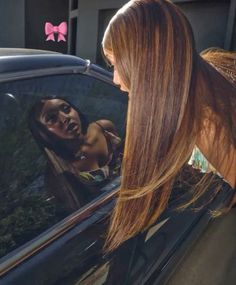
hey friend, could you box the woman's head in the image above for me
[102,0,195,100]
[102,0,197,153]
[38,98,82,140]
[28,97,89,160]
[102,0,199,189]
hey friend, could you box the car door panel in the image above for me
[0,54,235,285]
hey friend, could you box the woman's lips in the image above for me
[67,122,79,133]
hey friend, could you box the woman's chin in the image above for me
[120,86,129,93]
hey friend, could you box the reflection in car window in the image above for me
[28,97,123,211]
[0,74,127,259]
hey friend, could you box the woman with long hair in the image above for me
[28,97,122,210]
[102,0,236,251]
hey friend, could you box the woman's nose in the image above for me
[59,112,70,124]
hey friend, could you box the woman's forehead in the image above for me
[38,99,67,121]
[42,99,66,111]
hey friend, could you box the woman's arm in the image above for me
[96,119,119,135]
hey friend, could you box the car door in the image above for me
[0,67,128,285]
[0,60,234,285]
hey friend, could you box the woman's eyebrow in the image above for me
[40,107,57,120]
[61,102,70,107]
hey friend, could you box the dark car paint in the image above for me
[106,181,234,285]
[1,184,233,285]
[143,185,234,285]
[0,49,234,285]
[0,52,112,85]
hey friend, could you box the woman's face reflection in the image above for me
[39,99,82,140]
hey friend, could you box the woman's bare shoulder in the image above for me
[95,119,116,133]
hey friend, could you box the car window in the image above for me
[0,73,127,259]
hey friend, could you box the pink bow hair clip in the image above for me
[45,22,67,42]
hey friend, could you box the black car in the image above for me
[0,48,234,285]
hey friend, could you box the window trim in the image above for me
[0,67,123,276]
[0,61,114,86]
[0,182,119,276]
[0,66,86,83]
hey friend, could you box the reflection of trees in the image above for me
[0,118,67,259]
[0,193,67,258]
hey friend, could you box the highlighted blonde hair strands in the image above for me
[102,0,236,251]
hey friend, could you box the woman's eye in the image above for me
[45,114,57,124]
[61,104,71,113]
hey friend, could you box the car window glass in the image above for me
[0,73,127,259]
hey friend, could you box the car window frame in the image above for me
[0,65,121,276]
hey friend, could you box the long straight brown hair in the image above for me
[102,0,236,251]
